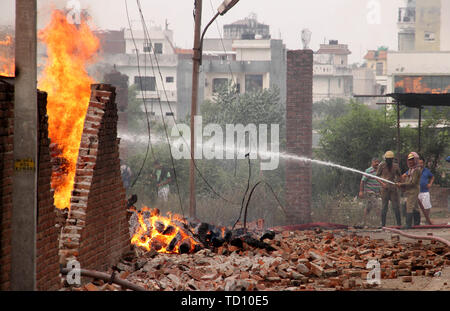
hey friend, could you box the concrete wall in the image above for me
[285,50,313,224]
[387,51,450,75]
[415,0,441,51]
[440,0,450,50]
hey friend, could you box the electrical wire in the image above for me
[124,0,155,189]
[134,0,242,207]
[135,0,185,217]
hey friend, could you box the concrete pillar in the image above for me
[285,50,313,224]
[11,0,37,290]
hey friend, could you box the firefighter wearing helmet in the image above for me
[376,151,402,227]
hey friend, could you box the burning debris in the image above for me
[38,10,100,210]
[128,206,277,255]
[129,207,201,254]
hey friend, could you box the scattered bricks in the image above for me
[84,283,100,291]
[324,269,338,278]
[402,276,412,283]
[309,263,323,278]
[296,263,310,275]
[398,269,411,276]
[391,234,400,242]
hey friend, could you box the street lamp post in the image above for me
[189,0,240,219]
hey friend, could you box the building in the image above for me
[177,14,287,120]
[223,13,270,40]
[388,0,450,124]
[313,40,353,102]
[99,22,179,119]
[398,0,450,52]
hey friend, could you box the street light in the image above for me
[189,0,240,219]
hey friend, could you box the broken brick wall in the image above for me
[0,81,60,290]
[0,81,14,290]
[59,84,129,272]
[285,50,313,224]
[36,91,61,290]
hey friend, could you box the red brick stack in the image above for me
[59,84,129,272]
[36,90,61,290]
[0,81,14,290]
[0,81,60,290]
[285,50,314,224]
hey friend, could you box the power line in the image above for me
[135,0,185,217]
[134,0,242,207]
[124,0,155,189]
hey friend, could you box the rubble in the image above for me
[64,229,449,291]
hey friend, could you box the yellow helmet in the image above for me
[384,151,395,159]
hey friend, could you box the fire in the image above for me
[0,35,14,77]
[395,76,450,94]
[131,207,199,254]
[38,10,100,210]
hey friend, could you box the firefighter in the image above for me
[396,152,422,229]
[376,151,402,227]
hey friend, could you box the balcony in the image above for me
[398,7,416,30]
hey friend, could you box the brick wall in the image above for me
[430,185,450,211]
[285,50,313,224]
[0,81,14,290]
[59,84,130,272]
[0,81,60,290]
[36,91,61,291]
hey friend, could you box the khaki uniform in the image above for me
[376,161,402,226]
[399,168,422,213]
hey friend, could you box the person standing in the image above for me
[376,150,402,227]
[418,157,434,225]
[359,158,381,227]
[152,161,172,202]
[396,152,422,229]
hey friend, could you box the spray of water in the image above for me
[119,132,395,185]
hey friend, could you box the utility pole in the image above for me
[190,0,202,219]
[11,0,38,290]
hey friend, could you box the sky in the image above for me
[0,0,405,63]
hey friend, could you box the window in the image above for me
[165,112,174,116]
[166,76,174,83]
[376,62,384,76]
[212,78,228,93]
[143,43,152,53]
[154,43,163,54]
[424,32,435,41]
[134,76,156,91]
[338,78,341,88]
[245,74,263,93]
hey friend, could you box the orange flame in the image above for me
[395,76,450,94]
[0,35,14,77]
[131,207,199,254]
[38,10,100,210]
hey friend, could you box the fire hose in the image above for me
[60,267,147,291]
[383,227,450,248]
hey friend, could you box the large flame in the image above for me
[38,10,100,210]
[131,207,199,254]
[0,35,14,77]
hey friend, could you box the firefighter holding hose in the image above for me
[396,152,422,229]
[376,151,402,227]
